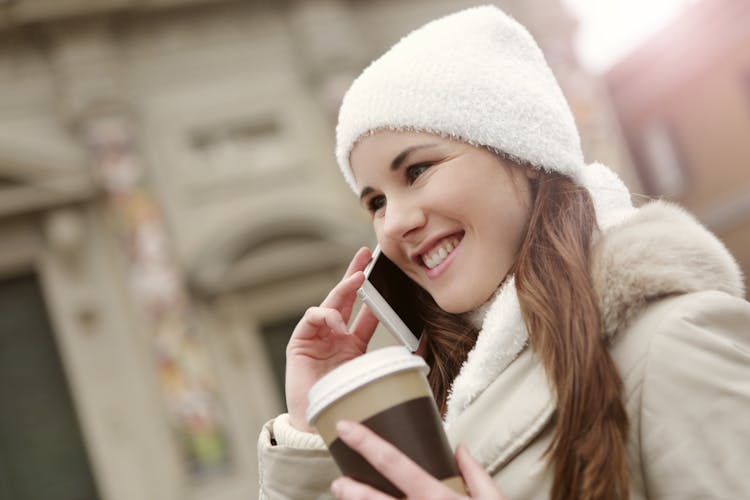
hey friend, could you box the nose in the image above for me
[382,196,426,241]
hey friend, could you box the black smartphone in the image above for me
[357,245,425,352]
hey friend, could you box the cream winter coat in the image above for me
[257,201,750,499]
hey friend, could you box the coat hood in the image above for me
[593,200,745,338]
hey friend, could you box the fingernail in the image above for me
[336,420,355,438]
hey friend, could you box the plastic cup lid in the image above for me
[306,345,429,424]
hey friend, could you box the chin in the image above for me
[432,282,501,315]
[433,295,479,315]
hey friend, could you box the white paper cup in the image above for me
[307,346,466,497]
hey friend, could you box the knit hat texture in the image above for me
[335,5,584,192]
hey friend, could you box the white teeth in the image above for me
[422,237,461,269]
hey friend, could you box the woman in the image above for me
[258,6,750,499]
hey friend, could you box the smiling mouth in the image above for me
[420,233,463,269]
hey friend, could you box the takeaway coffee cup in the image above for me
[306,346,465,497]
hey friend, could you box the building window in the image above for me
[259,313,304,411]
[191,118,290,179]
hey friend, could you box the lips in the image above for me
[417,232,464,269]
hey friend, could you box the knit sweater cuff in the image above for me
[272,413,327,450]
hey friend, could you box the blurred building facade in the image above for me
[604,0,750,294]
[0,1,630,499]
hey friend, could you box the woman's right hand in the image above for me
[285,247,380,433]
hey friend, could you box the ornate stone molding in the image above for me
[187,210,366,296]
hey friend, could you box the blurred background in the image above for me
[0,0,747,499]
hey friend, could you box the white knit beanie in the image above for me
[335,5,636,230]
[336,5,584,191]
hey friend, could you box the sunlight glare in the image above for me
[562,0,699,73]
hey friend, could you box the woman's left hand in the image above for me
[330,420,507,499]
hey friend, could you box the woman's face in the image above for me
[350,130,534,314]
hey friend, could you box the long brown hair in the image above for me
[419,170,629,500]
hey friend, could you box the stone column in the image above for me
[50,16,232,477]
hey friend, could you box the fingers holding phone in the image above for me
[285,247,377,432]
[319,246,372,325]
[288,246,371,346]
[350,302,380,346]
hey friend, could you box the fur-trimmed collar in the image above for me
[593,200,744,338]
[444,199,745,425]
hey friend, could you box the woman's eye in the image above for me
[367,195,386,213]
[405,162,433,183]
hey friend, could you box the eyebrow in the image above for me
[358,143,440,201]
[390,143,440,171]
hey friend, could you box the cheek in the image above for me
[373,224,402,261]
[504,205,530,243]
[372,219,384,241]
[481,199,530,253]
